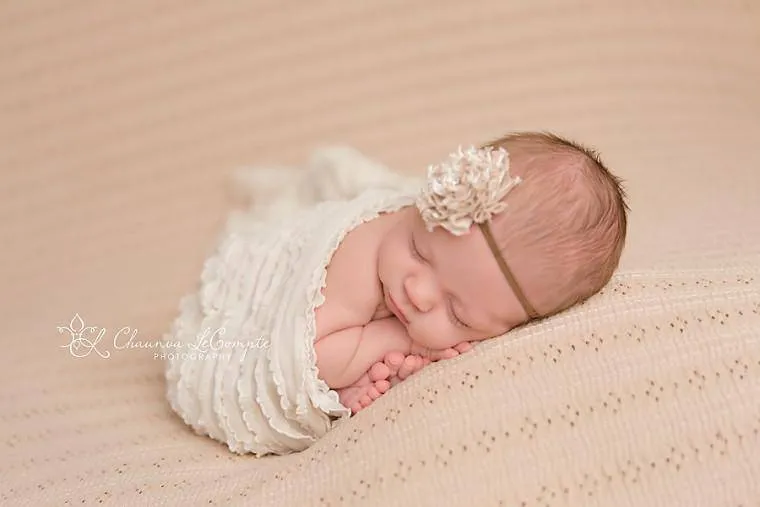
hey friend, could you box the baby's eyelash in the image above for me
[448,300,467,328]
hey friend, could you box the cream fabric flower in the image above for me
[416,145,522,235]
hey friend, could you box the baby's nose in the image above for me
[404,275,438,313]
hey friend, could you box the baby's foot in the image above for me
[337,362,391,414]
[383,352,430,387]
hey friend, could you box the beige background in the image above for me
[1,1,758,506]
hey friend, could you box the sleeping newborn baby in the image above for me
[316,132,628,413]
[162,131,628,456]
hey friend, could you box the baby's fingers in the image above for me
[428,343,472,361]
[397,355,424,380]
[454,342,473,354]
[429,348,459,361]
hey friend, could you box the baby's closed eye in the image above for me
[447,298,468,328]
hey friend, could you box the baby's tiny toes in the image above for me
[374,380,390,393]
[369,362,391,381]
[383,351,405,368]
[397,355,418,379]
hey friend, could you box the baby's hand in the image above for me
[382,341,473,387]
[410,341,473,361]
[339,351,429,412]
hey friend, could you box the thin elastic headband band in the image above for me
[478,221,539,320]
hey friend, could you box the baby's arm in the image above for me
[315,317,411,389]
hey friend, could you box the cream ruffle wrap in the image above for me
[162,147,420,456]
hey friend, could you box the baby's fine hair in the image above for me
[483,132,629,317]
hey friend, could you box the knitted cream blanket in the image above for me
[162,147,420,456]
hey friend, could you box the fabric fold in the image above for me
[162,147,421,455]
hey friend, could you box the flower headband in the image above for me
[415,145,540,320]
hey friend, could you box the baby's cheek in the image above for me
[417,323,465,350]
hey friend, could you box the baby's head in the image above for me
[377,132,628,350]
[486,132,628,317]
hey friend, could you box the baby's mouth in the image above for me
[386,292,409,325]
